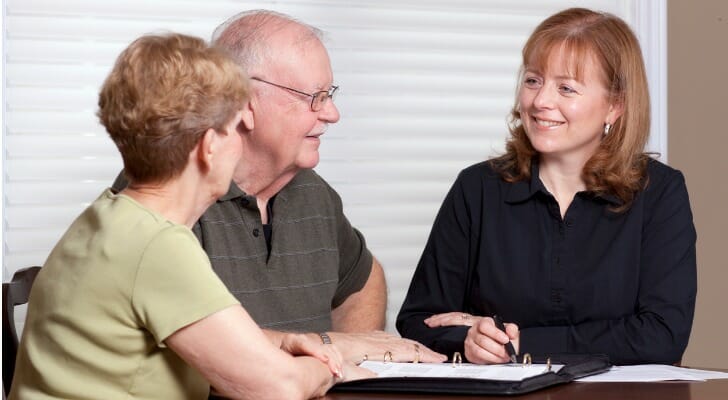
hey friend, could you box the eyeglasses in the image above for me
[250,77,339,112]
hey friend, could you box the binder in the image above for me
[332,354,610,396]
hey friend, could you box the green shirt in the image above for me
[10,190,239,400]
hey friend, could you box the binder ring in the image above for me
[452,352,462,367]
[522,353,532,366]
[413,344,420,364]
[384,351,393,363]
[546,357,552,371]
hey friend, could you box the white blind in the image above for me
[3,0,649,332]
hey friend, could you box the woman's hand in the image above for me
[279,333,344,377]
[425,312,520,364]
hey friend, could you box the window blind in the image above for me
[2,0,662,333]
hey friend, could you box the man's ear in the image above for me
[196,128,217,172]
[240,99,255,131]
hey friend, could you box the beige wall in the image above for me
[668,0,728,369]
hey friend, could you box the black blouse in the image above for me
[396,159,696,365]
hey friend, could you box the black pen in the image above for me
[493,315,518,364]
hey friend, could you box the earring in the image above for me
[603,123,612,136]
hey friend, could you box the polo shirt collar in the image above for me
[218,181,253,203]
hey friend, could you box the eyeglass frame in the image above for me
[250,77,339,112]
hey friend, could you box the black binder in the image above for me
[332,354,610,396]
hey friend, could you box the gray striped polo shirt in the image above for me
[192,169,373,332]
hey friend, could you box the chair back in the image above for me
[2,266,42,396]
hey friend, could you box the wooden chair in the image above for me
[3,266,41,397]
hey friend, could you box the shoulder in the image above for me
[643,158,688,196]
[453,160,503,190]
[284,169,340,201]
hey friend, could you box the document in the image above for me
[360,361,563,381]
[576,364,728,382]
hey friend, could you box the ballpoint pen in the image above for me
[493,315,518,364]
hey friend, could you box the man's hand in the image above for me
[327,331,447,364]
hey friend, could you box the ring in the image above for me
[462,313,469,320]
[413,344,420,364]
[362,354,368,362]
[383,351,393,363]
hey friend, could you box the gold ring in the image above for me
[413,344,420,364]
[383,351,393,363]
[362,354,368,362]
[462,313,468,320]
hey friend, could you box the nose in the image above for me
[532,86,555,110]
[319,97,340,123]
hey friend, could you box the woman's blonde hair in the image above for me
[492,8,651,211]
[98,33,249,183]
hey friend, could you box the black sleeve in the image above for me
[396,171,475,357]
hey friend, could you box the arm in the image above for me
[167,306,370,400]
[396,172,475,357]
[331,257,386,332]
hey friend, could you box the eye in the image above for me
[559,85,577,94]
[523,76,541,88]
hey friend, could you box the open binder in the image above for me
[332,354,610,396]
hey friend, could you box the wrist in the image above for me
[318,332,333,345]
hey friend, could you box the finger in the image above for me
[476,319,511,344]
[423,312,462,327]
[464,332,511,364]
[505,322,520,340]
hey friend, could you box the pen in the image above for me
[493,314,518,364]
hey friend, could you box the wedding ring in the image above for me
[383,351,393,363]
[413,344,421,364]
[462,313,469,320]
[362,354,368,363]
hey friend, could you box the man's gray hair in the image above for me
[212,9,323,72]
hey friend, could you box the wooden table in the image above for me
[323,372,728,400]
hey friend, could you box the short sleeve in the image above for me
[132,226,239,345]
[329,183,373,308]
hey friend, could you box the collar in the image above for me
[503,160,623,206]
[218,181,254,203]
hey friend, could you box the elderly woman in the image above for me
[10,33,370,400]
[397,8,696,366]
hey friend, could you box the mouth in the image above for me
[306,132,324,139]
[532,117,564,128]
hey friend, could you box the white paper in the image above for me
[576,364,728,382]
[359,361,562,381]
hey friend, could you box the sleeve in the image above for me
[329,182,374,308]
[396,172,474,357]
[520,170,697,365]
[131,226,240,345]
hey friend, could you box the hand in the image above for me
[338,360,377,383]
[424,311,484,328]
[424,312,520,365]
[328,331,447,364]
[279,333,344,377]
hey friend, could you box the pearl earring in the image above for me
[603,123,612,136]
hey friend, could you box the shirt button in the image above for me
[240,198,250,206]
[252,228,260,237]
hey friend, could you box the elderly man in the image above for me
[115,10,444,364]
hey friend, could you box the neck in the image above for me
[122,174,217,228]
[234,166,299,224]
[538,155,587,218]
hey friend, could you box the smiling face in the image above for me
[243,25,340,179]
[518,45,622,164]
